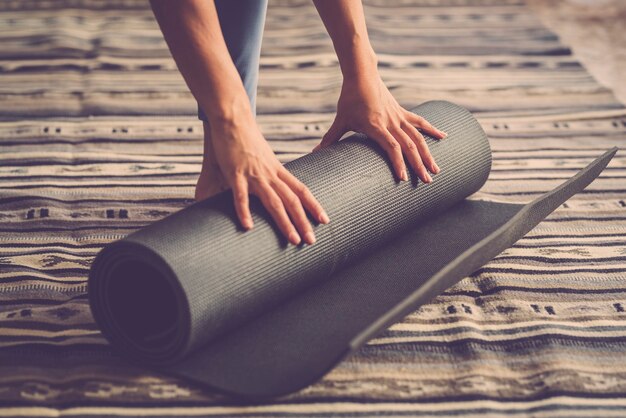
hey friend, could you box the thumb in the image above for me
[313,119,344,152]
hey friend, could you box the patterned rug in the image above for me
[1,0,625,416]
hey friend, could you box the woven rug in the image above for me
[1,0,625,416]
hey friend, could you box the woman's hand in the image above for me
[314,74,447,184]
[152,0,329,245]
[196,106,329,246]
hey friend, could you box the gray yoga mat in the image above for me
[88,100,616,399]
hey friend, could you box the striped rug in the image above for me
[1,0,626,416]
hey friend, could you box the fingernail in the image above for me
[425,173,433,183]
[304,231,316,245]
[433,163,440,174]
[320,211,330,224]
[439,131,447,138]
[289,231,301,245]
[401,171,409,181]
[243,218,254,230]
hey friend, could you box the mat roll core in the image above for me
[88,100,616,399]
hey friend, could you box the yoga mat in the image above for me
[88,100,616,399]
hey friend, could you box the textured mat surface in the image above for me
[1,0,626,415]
[90,100,497,396]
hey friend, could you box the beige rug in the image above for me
[1,0,625,416]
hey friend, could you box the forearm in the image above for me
[312,0,378,80]
[149,0,250,123]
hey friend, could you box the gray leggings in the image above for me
[197,0,268,122]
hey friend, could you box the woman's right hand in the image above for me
[200,105,329,246]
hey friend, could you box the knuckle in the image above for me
[247,172,263,183]
[235,190,247,201]
[268,173,282,185]
[268,197,283,211]
[414,131,426,142]
[252,178,268,191]
[400,120,412,130]
[371,126,387,139]
[367,113,385,127]
[387,140,400,151]
[293,181,307,195]
[225,170,239,182]
[285,194,300,208]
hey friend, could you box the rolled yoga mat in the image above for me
[89,100,616,399]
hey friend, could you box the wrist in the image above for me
[203,91,253,129]
[336,35,378,80]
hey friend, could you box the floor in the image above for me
[529,0,626,104]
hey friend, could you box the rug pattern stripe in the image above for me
[0,0,625,415]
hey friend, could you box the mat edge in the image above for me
[349,146,618,350]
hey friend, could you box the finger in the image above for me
[402,121,439,175]
[232,175,253,230]
[406,111,446,139]
[390,124,432,183]
[272,178,316,245]
[254,181,301,245]
[368,127,408,181]
[278,169,329,224]
[313,118,344,152]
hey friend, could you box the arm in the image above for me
[150,0,327,245]
[149,0,248,123]
[312,0,446,183]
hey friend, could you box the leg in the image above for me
[196,0,268,201]
[198,0,268,120]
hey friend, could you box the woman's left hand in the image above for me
[314,74,447,184]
